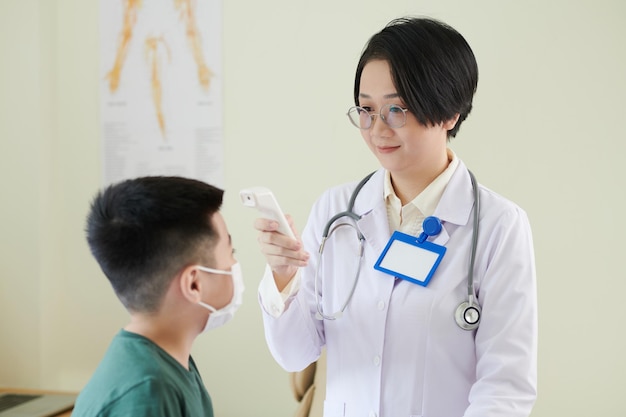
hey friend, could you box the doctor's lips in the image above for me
[376,145,400,154]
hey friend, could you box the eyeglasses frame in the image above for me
[346,104,409,130]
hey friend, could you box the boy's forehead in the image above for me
[210,211,231,244]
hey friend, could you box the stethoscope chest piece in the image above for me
[455,300,481,331]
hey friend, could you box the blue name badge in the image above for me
[374,231,446,287]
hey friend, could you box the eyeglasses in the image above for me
[346,104,409,130]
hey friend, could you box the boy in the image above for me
[72,176,243,417]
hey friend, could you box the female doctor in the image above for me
[253,17,537,417]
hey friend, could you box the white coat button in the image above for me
[373,355,380,366]
[271,305,280,314]
[369,411,377,417]
[377,300,385,310]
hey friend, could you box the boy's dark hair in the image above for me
[86,176,224,312]
[354,16,479,138]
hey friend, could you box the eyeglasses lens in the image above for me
[382,105,405,128]
[347,107,371,129]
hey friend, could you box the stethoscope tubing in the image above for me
[315,169,481,329]
[467,170,479,306]
[315,172,374,320]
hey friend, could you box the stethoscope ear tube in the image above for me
[316,172,375,320]
[315,227,364,321]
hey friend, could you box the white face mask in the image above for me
[197,262,244,332]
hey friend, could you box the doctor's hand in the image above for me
[254,214,310,292]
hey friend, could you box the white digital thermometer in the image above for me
[239,187,295,239]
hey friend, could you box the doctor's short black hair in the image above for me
[353,16,479,138]
[85,176,224,313]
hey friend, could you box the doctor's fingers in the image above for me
[253,216,301,239]
[265,251,309,271]
[259,244,309,271]
[256,225,302,251]
[257,232,309,262]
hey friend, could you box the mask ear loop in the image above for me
[198,301,217,312]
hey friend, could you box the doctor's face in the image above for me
[357,59,454,178]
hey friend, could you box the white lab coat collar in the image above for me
[350,160,476,250]
[433,159,475,227]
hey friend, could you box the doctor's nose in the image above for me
[369,114,393,136]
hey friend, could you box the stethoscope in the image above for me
[314,170,482,331]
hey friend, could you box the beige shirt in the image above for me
[384,148,458,235]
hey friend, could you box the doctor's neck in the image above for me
[389,154,450,205]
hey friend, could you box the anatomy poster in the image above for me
[100,0,223,186]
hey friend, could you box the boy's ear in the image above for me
[179,265,202,304]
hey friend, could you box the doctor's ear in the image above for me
[443,114,461,131]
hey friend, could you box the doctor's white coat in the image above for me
[260,161,538,417]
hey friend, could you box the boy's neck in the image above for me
[125,314,196,370]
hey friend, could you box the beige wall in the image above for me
[1,0,625,416]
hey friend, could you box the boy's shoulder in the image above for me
[72,330,213,417]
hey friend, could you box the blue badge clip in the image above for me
[417,216,443,243]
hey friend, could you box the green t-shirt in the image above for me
[72,329,213,417]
